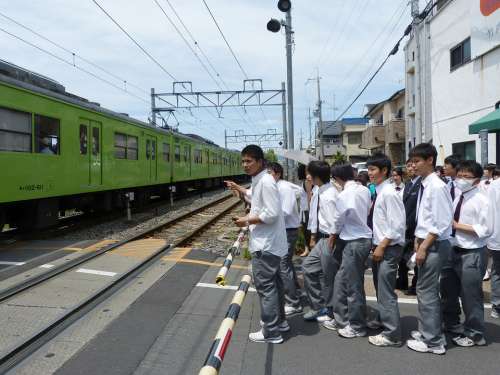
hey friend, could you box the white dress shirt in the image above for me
[308,185,319,233]
[415,172,453,241]
[478,179,493,193]
[317,182,340,235]
[451,187,491,249]
[447,179,462,201]
[248,169,287,257]
[333,180,372,241]
[487,179,500,251]
[277,180,301,229]
[373,180,406,246]
[391,182,405,200]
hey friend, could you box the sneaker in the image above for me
[483,269,491,281]
[338,325,366,338]
[368,334,402,347]
[259,320,290,332]
[491,309,500,319]
[451,335,474,347]
[406,339,446,355]
[322,319,338,331]
[248,330,283,344]
[366,320,382,330]
[317,307,332,322]
[303,309,320,321]
[284,304,303,316]
[410,330,423,341]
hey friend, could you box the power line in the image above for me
[92,0,177,81]
[201,0,249,80]
[0,26,150,104]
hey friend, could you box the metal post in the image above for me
[316,72,324,160]
[308,108,312,148]
[151,88,156,126]
[285,9,294,153]
[126,193,132,222]
[479,129,489,166]
[224,129,227,149]
[281,81,289,178]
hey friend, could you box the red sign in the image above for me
[481,0,500,16]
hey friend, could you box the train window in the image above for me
[162,143,170,162]
[127,135,138,160]
[114,133,138,160]
[146,139,151,160]
[174,145,180,162]
[184,146,189,162]
[79,125,88,155]
[212,153,217,164]
[194,149,202,164]
[151,140,156,160]
[92,127,99,156]
[35,114,60,155]
[0,107,32,152]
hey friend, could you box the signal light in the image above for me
[277,0,291,12]
[267,19,282,33]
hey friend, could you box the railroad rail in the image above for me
[0,191,244,373]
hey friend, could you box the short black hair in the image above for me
[457,160,483,179]
[444,154,461,169]
[307,160,331,184]
[241,144,264,161]
[393,167,403,177]
[356,170,369,186]
[267,162,283,178]
[366,153,392,178]
[409,143,438,168]
[331,163,355,182]
[297,163,306,180]
[494,167,500,177]
[485,163,497,173]
[435,166,444,174]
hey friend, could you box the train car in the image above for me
[0,60,243,229]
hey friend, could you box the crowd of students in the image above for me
[226,143,500,355]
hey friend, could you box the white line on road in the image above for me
[0,261,26,266]
[39,264,55,269]
[76,268,117,277]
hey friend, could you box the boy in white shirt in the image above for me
[441,161,491,347]
[406,143,453,355]
[366,154,406,347]
[488,172,500,319]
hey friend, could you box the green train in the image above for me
[0,60,244,229]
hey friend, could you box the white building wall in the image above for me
[430,0,499,164]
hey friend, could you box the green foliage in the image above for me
[264,149,278,162]
[242,247,252,260]
[333,151,347,164]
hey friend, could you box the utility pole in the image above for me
[315,71,324,160]
[224,128,227,148]
[281,81,289,178]
[285,9,295,152]
[308,108,312,148]
[299,129,303,150]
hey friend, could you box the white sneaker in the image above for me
[248,330,283,344]
[284,305,303,316]
[410,330,423,341]
[338,325,366,338]
[259,320,290,332]
[491,309,500,319]
[407,339,445,355]
[322,320,338,331]
[451,335,486,347]
[368,334,402,347]
[316,314,333,323]
[483,269,491,281]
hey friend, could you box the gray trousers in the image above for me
[372,245,403,342]
[333,238,371,333]
[303,238,343,311]
[281,229,301,308]
[252,251,286,338]
[491,250,500,313]
[441,246,487,340]
[416,240,451,347]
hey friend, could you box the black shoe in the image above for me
[404,288,416,296]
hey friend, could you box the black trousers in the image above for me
[396,239,418,290]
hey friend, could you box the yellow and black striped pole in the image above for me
[215,228,247,286]
[199,274,252,375]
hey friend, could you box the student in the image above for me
[366,154,406,347]
[298,164,313,257]
[440,161,491,347]
[229,145,288,344]
[391,167,405,200]
[444,155,462,200]
[488,173,500,319]
[406,143,453,355]
[267,162,303,316]
[479,163,496,192]
[324,164,372,338]
[302,160,341,322]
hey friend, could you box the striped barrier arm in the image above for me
[199,274,252,375]
[215,228,248,286]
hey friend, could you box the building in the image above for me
[361,89,406,165]
[340,117,370,163]
[317,120,344,159]
[405,0,500,165]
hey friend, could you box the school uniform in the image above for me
[248,169,288,339]
[447,179,462,201]
[307,185,319,236]
[487,179,500,316]
[332,181,373,334]
[478,178,493,193]
[371,180,406,342]
[303,182,342,312]
[413,172,453,348]
[299,181,311,248]
[277,179,302,309]
[391,182,405,200]
[441,186,491,343]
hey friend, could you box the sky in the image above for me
[0,0,428,149]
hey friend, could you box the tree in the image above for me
[332,151,347,164]
[264,149,278,162]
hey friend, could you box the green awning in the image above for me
[469,108,500,134]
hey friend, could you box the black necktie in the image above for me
[415,184,424,225]
[367,191,377,230]
[450,182,456,201]
[451,194,465,237]
[396,186,402,192]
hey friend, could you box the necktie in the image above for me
[450,182,456,201]
[451,194,465,237]
[486,180,491,185]
[367,191,377,230]
[415,184,425,225]
[396,186,401,192]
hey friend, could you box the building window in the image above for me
[114,133,138,160]
[348,132,362,145]
[452,141,476,161]
[162,143,170,162]
[35,114,60,155]
[397,108,404,119]
[0,106,32,153]
[450,37,471,71]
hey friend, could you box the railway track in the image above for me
[0,192,244,373]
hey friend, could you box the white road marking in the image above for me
[39,264,55,269]
[76,268,117,277]
[196,282,256,293]
[0,261,26,266]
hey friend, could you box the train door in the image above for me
[146,135,158,182]
[79,119,102,186]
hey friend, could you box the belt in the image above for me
[286,228,299,232]
[316,232,329,239]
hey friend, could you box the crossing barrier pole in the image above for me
[215,228,247,286]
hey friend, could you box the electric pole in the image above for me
[285,8,294,151]
[308,108,312,148]
[315,71,324,160]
